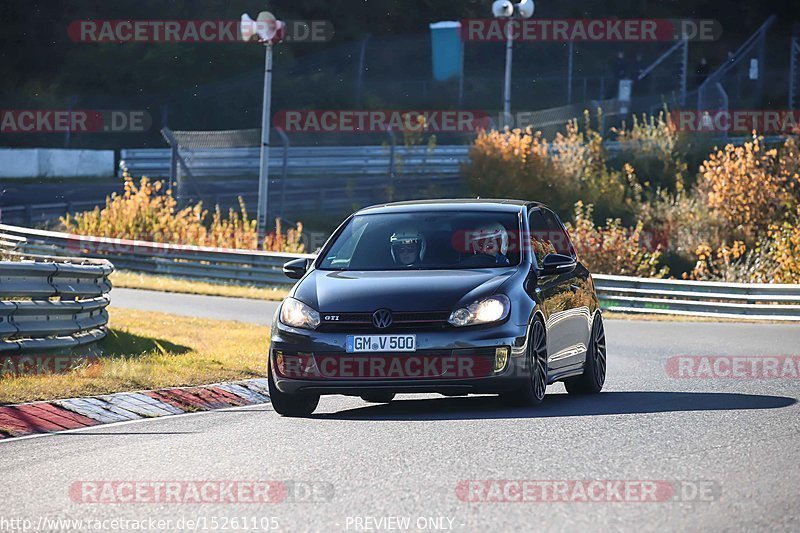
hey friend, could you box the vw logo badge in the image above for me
[372,309,393,329]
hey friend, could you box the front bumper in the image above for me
[269,321,531,396]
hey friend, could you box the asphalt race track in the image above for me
[111,288,280,325]
[2,290,799,532]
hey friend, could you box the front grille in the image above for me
[317,311,452,332]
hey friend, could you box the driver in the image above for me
[468,222,511,266]
[390,227,425,267]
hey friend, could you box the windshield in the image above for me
[318,211,521,270]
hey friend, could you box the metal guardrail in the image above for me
[0,241,113,352]
[3,224,799,322]
[4,135,788,227]
[0,174,464,227]
[119,136,789,179]
[0,200,108,228]
[594,274,800,321]
[120,145,471,178]
[0,224,313,287]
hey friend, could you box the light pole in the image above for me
[492,0,534,128]
[241,11,285,245]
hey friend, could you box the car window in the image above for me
[528,210,556,267]
[320,218,367,268]
[318,210,521,270]
[540,209,576,258]
[528,209,574,267]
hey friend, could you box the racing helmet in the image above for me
[390,227,426,264]
[469,222,509,255]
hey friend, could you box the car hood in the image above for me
[293,268,516,312]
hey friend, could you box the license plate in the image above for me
[346,334,416,353]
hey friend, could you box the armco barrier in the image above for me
[593,274,800,321]
[0,224,312,287]
[120,144,471,178]
[0,252,113,353]
[0,174,464,227]
[118,137,786,179]
[2,224,799,321]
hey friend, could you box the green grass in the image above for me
[0,307,270,405]
[110,270,290,301]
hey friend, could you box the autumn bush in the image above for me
[566,202,668,278]
[636,189,727,275]
[464,105,800,282]
[695,136,799,245]
[680,136,800,282]
[688,208,800,284]
[464,112,641,224]
[612,109,689,195]
[465,127,566,206]
[687,241,755,282]
[761,213,800,283]
[62,173,305,253]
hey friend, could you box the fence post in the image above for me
[789,29,799,110]
[275,128,290,219]
[162,127,182,207]
[386,127,397,202]
[757,28,766,103]
[566,41,573,104]
[680,38,688,106]
[716,82,729,141]
[354,34,371,107]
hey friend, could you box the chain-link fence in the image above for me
[697,16,775,115]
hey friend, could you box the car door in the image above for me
[529,208,591,370]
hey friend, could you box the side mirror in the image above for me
[283,258,310,280]
[539,253,576,276]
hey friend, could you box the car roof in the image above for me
[356,198,545,215]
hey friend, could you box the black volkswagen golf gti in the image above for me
[269,199,607,416]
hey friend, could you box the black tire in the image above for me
[360,392,396,403]
[564,314,607,395]
[500,319,547,407]
[268,362,320,417]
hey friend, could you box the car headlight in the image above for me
[280,298,321,330]
[448,295,510,327]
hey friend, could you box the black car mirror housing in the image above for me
[283,258,310,280]
[539,253,577,276]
